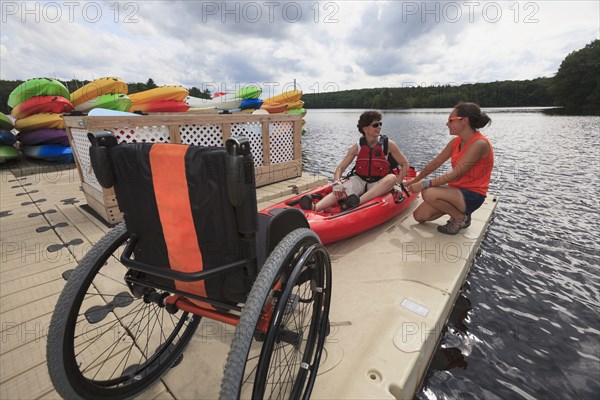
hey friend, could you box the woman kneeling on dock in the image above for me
[406,102,494,235]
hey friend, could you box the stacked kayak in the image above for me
[8,78,70,108]
[72,77,130,113]
[128,86,189,113]
[261,90,303,114]
[8,78,74,163]
[71,77,128,107]
[0,113,18,163]
[11,95,73,119]
[21,144,73,164]
[259,89,307,133]
[186,85,262,112]
[260,168,419,245]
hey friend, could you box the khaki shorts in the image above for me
[341,175,379,197]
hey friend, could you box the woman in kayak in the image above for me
[300,110,409,212]
[406,102,494,235]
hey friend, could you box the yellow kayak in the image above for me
[128,86,189,106]
[70,77,128,107]
[285,100,304,110]
[263,90,302,104]
[15,113,64,133]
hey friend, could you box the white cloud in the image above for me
[0,0,598,92]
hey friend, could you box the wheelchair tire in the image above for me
[46,222,201,399]
[220,228,332,399]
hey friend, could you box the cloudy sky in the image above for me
[1,1,598,96]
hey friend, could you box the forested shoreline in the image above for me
[302,78,554,109]
[1,40,598,115]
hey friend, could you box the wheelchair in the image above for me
[46,132,332,399]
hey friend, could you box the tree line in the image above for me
[302,78,554,109]
[303,39,599,113]
[1,40,598,115]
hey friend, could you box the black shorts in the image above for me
[460,189,485,215]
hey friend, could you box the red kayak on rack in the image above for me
[260,168,419,245]
[11,95,74,119]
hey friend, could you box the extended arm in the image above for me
[333,144,359,182]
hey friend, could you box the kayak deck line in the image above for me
[326,200,380,220]
[0,159,497,399]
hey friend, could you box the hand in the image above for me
[332,180,346,199]
[408,181,423,194]
[404,178,418,186]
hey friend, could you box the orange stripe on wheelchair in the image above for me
[150,144,208,301]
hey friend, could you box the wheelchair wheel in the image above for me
[47,222,201,399]
[220,228,332,399]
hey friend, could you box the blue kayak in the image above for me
[0,129,17,146]
[22,144,74,163]
[240,98,263,110]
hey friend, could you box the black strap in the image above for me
[382,135,388,155]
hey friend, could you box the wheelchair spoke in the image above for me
[239,243,329,400]
[83,300,153,378]
[74,301,147,357]
[47,223,200,398]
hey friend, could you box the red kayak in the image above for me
[260,168,418,245]
[11,96,73,119]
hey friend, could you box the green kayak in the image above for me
[235,86,262,99]
[8,78,70,108]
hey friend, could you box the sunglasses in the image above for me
[370,122,383,128]
[448,117,463,122]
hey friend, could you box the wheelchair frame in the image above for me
[46,133,332,399]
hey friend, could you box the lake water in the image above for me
[302,108,600,399]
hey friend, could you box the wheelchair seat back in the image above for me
[104,140,253,304]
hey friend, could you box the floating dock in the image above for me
[0,160,497,399]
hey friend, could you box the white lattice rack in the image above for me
[63,113,303,224]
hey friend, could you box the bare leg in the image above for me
[314,174,396,212]
[413,186,466,222]
[314,192,345,212]
[359,174,396,204]
[413,201,445,223]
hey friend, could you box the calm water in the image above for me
[302,109,600,399]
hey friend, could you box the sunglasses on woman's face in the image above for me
[370,122,382,128]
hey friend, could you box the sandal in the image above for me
[340,194,360,211]
[437,215,469,235]
[299,194,315,211]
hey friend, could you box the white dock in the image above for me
[0,160,497,399]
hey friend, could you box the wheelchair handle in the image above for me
[88,130,118,147]
[226,135,251,156]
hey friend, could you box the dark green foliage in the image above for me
[550,39,600,112]
[303,78,554,109]
[188,87,211,99]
